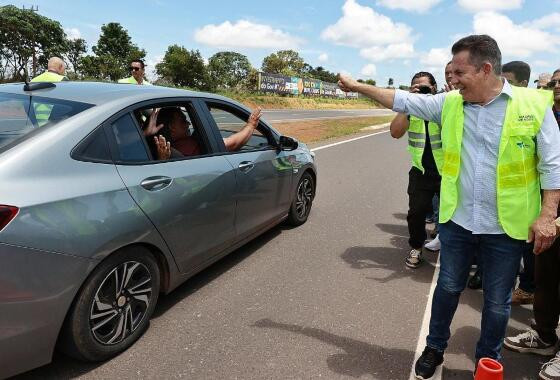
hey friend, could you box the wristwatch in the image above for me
[555,217,560,229]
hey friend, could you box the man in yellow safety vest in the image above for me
[30,57,69,126]
[338,34,560,379]
[118,59,151,85]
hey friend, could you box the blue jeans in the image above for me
[426,221,525,360]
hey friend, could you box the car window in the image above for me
[0,92,92,151]
[110,113,149,162]
[73,127,111,162]
[207,104,273,152]
[134,103,209,161]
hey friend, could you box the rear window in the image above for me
[0,92,93,150]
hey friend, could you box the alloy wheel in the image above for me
[295,177,313,219]
[89,261,153,345]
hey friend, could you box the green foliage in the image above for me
[388,78,394,87]
[0,5,68,81]
[91,23,146,81]
[261,49,305,76]
[304,65,338,83]
[66,38,87,76]
[156,45,208,89]
[208,51,252,90]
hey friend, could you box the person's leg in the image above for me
[407,168,433,249]
[518,243,535,294]
[475,234,524,361]
[533,238,560,345]
[432,193,440,234]
[426,221,476,351]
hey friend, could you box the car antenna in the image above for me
[23,68,56,92]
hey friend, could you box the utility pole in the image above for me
[22,5,39,77]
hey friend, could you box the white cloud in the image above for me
[318,53,328,62]
[360,43,415,62]
[526,12,560,31]
[194,20,303,49]
[473,11,559,57]
[533,60,552,67]
[376,0,442,12]
[420,48,451,68]
[458,0,523,12]
[361,63,377,77]
[65,27,81,40]
[321,0,414,48]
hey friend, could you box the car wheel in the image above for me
[286,172,315,226]
[60,246,160,361]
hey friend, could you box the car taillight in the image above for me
[0,205,18,232]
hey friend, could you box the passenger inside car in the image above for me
[142,106,262,160]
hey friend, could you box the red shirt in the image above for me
[174,136,201,156]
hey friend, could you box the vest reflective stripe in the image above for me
[30,72,67,82]
[439,88,553,240]
[117,76,151,85]
[407,115,443,174]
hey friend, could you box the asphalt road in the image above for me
[15,129,546,380]
[261,108,394,122]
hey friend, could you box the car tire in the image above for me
[286,171,315,226]
[59,246,160,362]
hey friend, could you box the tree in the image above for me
[261,50,305,76]
[306,66,338,83]
[207,51,251,89]
[388,78,394,87]
[91,22,146,81]
[0,5,67,81]
[156,45,208,89]
[66,38,87,76]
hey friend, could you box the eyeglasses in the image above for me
[130,67,142,72]
[547,80,560,88]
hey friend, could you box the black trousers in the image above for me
[407,167,441,249]
[533,237,560,344]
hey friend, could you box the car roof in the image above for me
[0,81,233,106]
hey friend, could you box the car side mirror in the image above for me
[278,136,298,151]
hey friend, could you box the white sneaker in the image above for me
[425,235,440,252]
[539,351,560,380]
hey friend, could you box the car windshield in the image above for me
[0,92,93,150]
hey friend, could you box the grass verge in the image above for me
[272,115,394,143]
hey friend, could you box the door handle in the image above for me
[238,161,255,173]
[140,176,172,191]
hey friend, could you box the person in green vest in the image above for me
[30,57,69,126]
[389,71,442,269]
[30,56,69,83]
[118,59,152,85]
[338,34,560,379]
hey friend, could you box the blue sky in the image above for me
[8,0,560,87]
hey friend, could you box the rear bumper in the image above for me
[0,243,96,379]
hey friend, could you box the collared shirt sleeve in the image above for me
[536,108,560,190]
[392,89,446,124]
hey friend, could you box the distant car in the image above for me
[0,82,316,378]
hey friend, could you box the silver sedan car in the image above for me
[0,82,316,378]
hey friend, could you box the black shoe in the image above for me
[415,346,444,379]
[468,270,482,290]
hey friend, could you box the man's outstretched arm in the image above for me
[338,75,395,109]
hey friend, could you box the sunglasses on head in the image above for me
[130,67,142,72]
[547,80,560,88]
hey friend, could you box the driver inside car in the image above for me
[143,106,262,160]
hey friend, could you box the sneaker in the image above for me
[425,235,441,252]
[504,329,557,356]
[405,248,423,268]
[540,351,560,380]
[511,288,534,305]
[467,270,482,290]
[415,346,444,379]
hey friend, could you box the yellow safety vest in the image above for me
[118,76,151,85]
[30,71,68,126]
[439,87,553,240]
[408,115,443,174]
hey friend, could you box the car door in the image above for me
[200,100,293,238]
[106,101,237,274]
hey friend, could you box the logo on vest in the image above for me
[517,142,529,149]
[517,114,535,122]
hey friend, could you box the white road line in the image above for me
[310,130,390,152]
[408,256,442,380]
